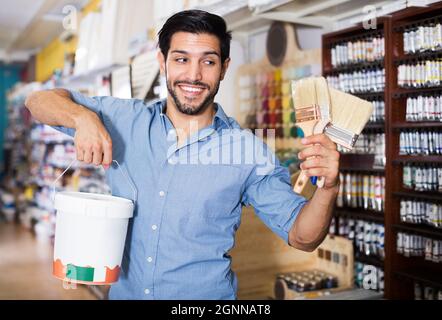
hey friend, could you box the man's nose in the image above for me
[187,61,203,82]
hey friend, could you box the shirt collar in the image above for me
[212,103,231,130]
[158,99,231,130]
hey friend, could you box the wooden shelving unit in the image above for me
[392,223,442,240]
[392,122,442,129]
[334,207,384,223]
[393,191,442,202]
[322,2,442,299]
[355,253,385,269]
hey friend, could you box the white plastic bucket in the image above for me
[52,160,137,285]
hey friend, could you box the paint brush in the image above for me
[325,88,374,150]
[291,77,331,194]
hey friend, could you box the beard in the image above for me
[166,71,221,116]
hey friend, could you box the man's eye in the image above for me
[176,58,187,63]
[204,60,215,65]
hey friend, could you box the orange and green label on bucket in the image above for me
[53,259,121,284]
[66,264,95,282]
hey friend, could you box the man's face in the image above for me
[158,32,230,115]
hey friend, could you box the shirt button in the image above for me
[152,225,157,230]
[159,191,165,197]
[147,257,153,263]
[144,289,150,295]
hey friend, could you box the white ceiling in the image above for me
[0,0,88,61]
[0,0,45,49]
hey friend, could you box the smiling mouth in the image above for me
[177,84,206,97]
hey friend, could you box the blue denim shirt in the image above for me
[53,91,307,300]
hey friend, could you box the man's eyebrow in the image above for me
[170,50,220,57]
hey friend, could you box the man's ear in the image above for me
[220,57,231,81]
[157,50,166,75]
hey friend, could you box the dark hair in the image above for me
[158,10,232,63]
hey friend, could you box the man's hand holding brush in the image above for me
[289,133,340,251]
[297,133,340,190]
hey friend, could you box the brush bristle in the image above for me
[328,88,374,135]
[292,78,317,109]
[314,77,331,121]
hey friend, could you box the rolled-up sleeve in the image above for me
[242,159,308,244]
[51,89,114,137]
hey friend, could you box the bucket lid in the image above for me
[54,192,134,219]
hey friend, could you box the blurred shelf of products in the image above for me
[0,0,442,301]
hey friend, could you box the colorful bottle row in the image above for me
[400,199,442,228]
[338,217,385,259]
[399,130,442,155]
[331,36,385,67]
[403,22,442,54]
[403,164,442,192]
[406,94,442,121]
[337,172,385,212]
[397,59,442,88]
[397,232,441,263]
[369,100,385,123]
[326,68,385,93]
[276,270,338,293]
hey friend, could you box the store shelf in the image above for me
[364,122,385,130]
[392,223,442,239]
[324,29,384,48]
[393,11,442,32]
[392,86,442,98]
[393,191,442,202]
[339,166,385,174]
[394,269,442,288]
[355,253,385,268]
[392,155,442,164]
[334,207,384,223]
[392,122,442,129]
[394,50,442,64]
[62,63,126,88]
[339,154,384,173]
[352,91,385,100]
[323,60,384,75]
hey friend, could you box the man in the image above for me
[25,10,339,300]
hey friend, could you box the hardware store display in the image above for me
[405,94,442,121]
[336,217,385,260]
[400,199,442,228]
[399,130,442,155]
[336,172,385,212]
[396,232,441,263]
[402,164,442,192]
[323,4,442,299]
[1,0,442,302]
[330,35,385,67]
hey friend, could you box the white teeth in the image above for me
[181,86,203,93]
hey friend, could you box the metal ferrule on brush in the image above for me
[323,123,359,150]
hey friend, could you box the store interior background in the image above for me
[0,0,441,300]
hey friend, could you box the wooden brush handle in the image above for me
[293,170,310,194]
[316,175,325,188]
[293,157,325,194]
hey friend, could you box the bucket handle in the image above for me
[51,159,138,204]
